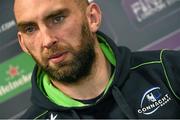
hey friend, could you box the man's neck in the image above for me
[51,40,111,100]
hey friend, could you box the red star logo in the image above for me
[7,66,19,77]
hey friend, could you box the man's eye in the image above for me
[24,25,36,33]
[53,15,65,24]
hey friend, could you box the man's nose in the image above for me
[41,27,58,49]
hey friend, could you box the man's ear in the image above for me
[86,3,102,32]
[17,32,30,55]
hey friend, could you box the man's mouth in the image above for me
[48,51,68,64]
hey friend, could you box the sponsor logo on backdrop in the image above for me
[122,0,180,28]
[0,53,35,103]
[0,72,31,100]
[0,20,16,34]
[7,65,19,78]
[137,87,171,115]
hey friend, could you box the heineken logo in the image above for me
[0,53,35,103]
[5,65,25,82]
[7,65,19,78]
[0,73,32,98]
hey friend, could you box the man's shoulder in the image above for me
[128,49,180,101]
[129,49,180,68]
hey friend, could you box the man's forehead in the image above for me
[14,0,74,16]
[14,0,93,21]
[14,0,93,10]
[14,0,93,4]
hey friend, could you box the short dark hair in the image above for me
[75,0,89,4]
[75,0,89,11]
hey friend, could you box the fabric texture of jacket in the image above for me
[21,31,180,119]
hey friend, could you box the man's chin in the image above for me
[46,63,73,75]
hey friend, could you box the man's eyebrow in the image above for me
[43,8,70,21]
[17,21,36,30]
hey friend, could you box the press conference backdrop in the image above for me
[0,0,180,118]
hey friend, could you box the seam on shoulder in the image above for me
[33,110,48,120]
[130,50,165,70]
[160,49,180,100]
[130,61,161,70]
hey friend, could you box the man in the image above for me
[14,0,180,119]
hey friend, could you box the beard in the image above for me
[31,20,96,84]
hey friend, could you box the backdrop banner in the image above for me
[0,0,180,118]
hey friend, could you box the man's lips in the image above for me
[48,51,68,63]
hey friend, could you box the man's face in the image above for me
[14,0,96,83]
